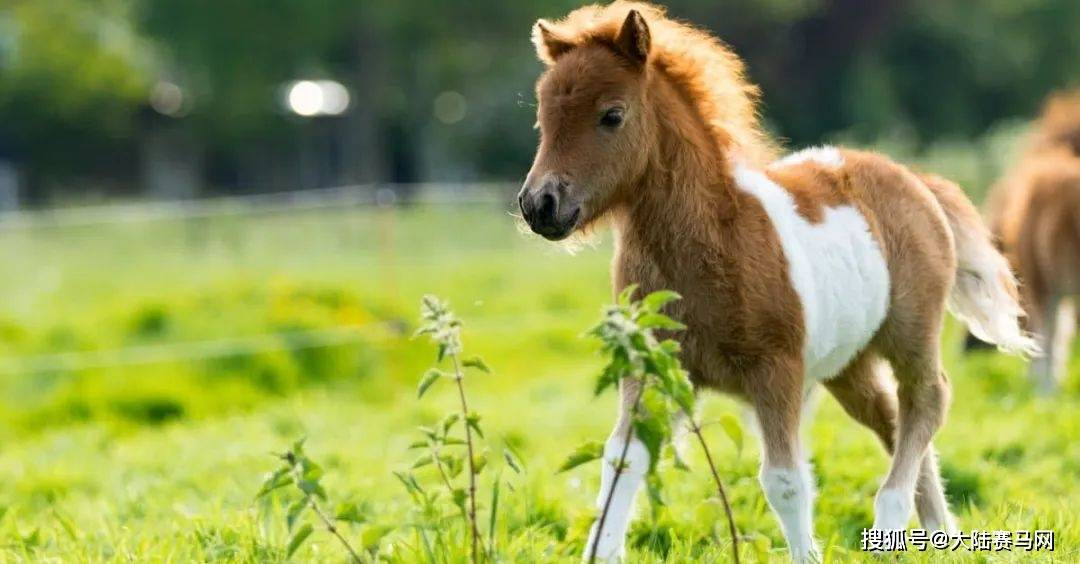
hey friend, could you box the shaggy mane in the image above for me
[535,1,778,165]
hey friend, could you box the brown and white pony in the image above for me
[985,91,1080,392]
[516,3,1035,561]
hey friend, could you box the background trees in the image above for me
[0,0,1077,202]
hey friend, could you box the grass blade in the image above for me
[488,473,501,557]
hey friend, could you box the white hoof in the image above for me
[873,488,912,531]
[583,521,624,562]
[922,512,959,535]
[790,544,822,563]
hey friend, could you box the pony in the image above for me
[516,2,1035,561]
[985,91,1080,392]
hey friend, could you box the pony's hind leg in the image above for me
[825,351,956,532]
[1053,297,1077,386]
[746,356,819,562]
[871,333,951,531]
[1030,293,1075,393]
[914,448,956,533]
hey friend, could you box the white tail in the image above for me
[949,250,1040,356]
[920,173,1041,356]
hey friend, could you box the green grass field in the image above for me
[0,202,1077,562]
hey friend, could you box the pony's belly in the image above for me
[797,206,891,382]
[732,162,890,384]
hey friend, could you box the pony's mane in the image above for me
[536,1,778,165]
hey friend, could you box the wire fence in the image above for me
[0,323,399,376]
[0,182,523,375]
[0,182,516,231]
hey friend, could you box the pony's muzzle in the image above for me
[518,175,580,240]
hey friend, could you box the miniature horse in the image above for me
[985,91,1080,392]
[517,3,1035,561]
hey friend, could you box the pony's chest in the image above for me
[734,165,891,382]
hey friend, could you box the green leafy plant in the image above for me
[398,294,520,563]
[561,286,741,563]
[257,438,379,562]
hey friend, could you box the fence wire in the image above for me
[0,324,401,376]
[0,182,516,231]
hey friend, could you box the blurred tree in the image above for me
[673,0,1080,146]
[860,0,1080,142]
[351,0,583,183]
[1,0,1078,198]
[137,0,358,140]
[0,0,149,199]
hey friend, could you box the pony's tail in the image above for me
[919,173,1041,357]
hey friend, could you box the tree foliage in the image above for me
[2,0,1078,188]
[0,0,149,175]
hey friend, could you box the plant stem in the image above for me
[309,498,364,564]
[451,354,482,563]
[689,421,740,564]
[287,458,363,563]
[431,445,458,493]
[587,379,645,563]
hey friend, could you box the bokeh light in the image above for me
[433,91,467,124]
[149,81,185,117]
[286,80,350,117]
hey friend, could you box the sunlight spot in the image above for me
[287,81,323,117]
[149,81,186,117]
[286,80,350,117]
[433,91,468,124]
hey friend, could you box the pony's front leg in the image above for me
[584,378,650,562]
[747,358,819,563]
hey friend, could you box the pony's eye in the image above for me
[599,108,625,128]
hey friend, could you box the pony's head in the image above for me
[1035,90,1080,156]
[517,2,772,241]
[518,7,656,241]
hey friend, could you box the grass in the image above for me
[0,202,1077,562]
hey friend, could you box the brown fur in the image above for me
[986,91,1080,390]
[766,163,854,223]
[1027,91,1080,156]
[522,2,1023,554]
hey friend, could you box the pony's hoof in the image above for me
[583,524,624,563]
[873,488,913,530]
[790,543,823,564]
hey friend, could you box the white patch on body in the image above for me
[769,145,845,170]
[760,464,819,561]
[584,435,649,562]
[733,160,890,382]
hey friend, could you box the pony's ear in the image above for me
[615,10,651,66]
[532,20,574,65]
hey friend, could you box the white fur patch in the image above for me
[769,146,844,170]
[760,465,819,560]
[733,163,890,382]
[584,436,649,561]
[874,487,913,530]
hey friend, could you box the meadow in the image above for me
[0,195,1077,562]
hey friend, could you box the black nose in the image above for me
[519,177,563,227]
[518,175,579,240]
[538,191,557,221]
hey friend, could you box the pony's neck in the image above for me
[617,73,746,260]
